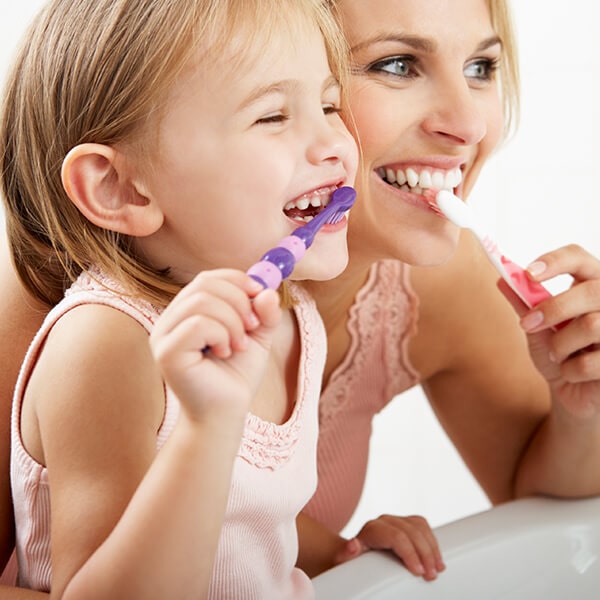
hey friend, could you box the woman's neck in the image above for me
[304,251,375,386]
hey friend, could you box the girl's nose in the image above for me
[306,116,357,168]
[421,80,488,146]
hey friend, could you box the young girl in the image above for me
[1,0,361,597]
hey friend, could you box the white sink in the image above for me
[313,496,600,599]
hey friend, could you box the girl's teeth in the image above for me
[284,188,333,217]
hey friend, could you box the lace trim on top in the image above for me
[319,260,420,430]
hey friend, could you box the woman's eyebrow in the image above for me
[477,35,502,52]
[351,34,436,54]
[351,33,502,54]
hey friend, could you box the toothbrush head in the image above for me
[291,186,356,248]
[246,185,356,290]
[435,190,473,229]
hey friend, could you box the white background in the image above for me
[1,2,599,533]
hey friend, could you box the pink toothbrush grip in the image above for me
[501,256,552,308]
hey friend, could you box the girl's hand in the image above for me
[502,244,600,417]
[335,515,445,582]
[150,269,281,421]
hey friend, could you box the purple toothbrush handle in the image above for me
[246,236,307,290]
[245,186,355,290]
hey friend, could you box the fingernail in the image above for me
[521,310,544,332]
[248,278,264,293]
[527,261,547,277]
[245,312,260,329]
[348,538,361,556]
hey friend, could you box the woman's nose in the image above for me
[421,80,488,146]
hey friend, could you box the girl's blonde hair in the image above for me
[1,0,349,307]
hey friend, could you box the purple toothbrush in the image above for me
[246,186,356,290]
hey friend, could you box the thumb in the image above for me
[334,537,369,566]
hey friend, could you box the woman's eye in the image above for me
[367,56,416,78]
[464,58,499,81]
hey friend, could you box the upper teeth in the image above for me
[284,191,331,223]
[380,167,462,193]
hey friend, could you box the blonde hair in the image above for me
[1,0,349,307]
[486,0,520,139]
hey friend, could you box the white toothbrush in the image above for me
[435,190,553,309]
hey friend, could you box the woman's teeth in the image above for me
[379,166,462,195]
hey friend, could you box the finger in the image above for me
[521,281,600,334]
[357,517,442,581]
[333,537,368,566]
[169,271,263,331]
[547,310,600,364]
[251,289,282,330]
[399,516,444,580]
[151,314,233,370]
[158,292,249,353]
[528,245,600,284]
[558,345,600,385]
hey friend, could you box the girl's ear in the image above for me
[61,143,163,237]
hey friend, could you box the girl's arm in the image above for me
[24,271,279,599]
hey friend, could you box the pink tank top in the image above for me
[11,270,325,599]
[305,260,421,532]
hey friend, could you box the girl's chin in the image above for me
[291,252,350,283]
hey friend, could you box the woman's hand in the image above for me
[505,244,600,417]
[335,515,445,582]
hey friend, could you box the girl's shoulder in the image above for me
[20,281,165,466]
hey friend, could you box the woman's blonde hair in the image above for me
[487,0,521,139]
[1,0,349,307]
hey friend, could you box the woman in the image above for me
[2,0,600,592]
[297,0,600,581]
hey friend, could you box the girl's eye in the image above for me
[464,58,499,81]
[323,104,342,116]
[366,55,417,79]
[254,113,290,125]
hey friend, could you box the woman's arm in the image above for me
[0,235,48,573]
[0,585,48,599]
[296,512,444,581]
[412,232,600,503]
